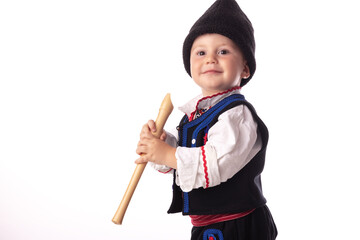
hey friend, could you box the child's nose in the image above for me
[206,54,218,64]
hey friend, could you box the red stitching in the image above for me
[189,111,196,122]
[158,168,172,174]
[189,86,240,122]
[201,146,210,189]
[189,110,196,122]
[194,86,241,112]
[202,133,210,189]
[191,87,241,188]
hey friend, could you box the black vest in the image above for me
[168,94,268,215]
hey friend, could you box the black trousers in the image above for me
[191,205,277,240]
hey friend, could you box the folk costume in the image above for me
[151,0,277,239]
[150,88,277,240]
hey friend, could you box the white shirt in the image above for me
[150,88,262,192]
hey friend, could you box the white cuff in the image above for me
[203,143,221,188]
[148,162,173,174]
[175,146,201,192]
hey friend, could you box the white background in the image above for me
[1,0,360,239]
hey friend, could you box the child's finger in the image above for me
[140,124,149,137]
[160,131,167,141]
[147,120,157,133]
[136,144,147,155]
[135,157,144,164]
[135,147,143,156]
[135,155,148,164]
[140,125,154,140]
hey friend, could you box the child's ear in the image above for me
[241,63,250,79]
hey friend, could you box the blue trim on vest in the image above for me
[203,229,224,240]
[180,94,245,214]
[181,94,245,147]
[183,192,189,213]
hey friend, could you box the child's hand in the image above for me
[135,120,177,169]
[139,120,167,141]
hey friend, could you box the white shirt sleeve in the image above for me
[175,105,262,192]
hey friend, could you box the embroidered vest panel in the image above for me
[167,94,268,215]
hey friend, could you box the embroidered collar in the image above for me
[179,86,242,118]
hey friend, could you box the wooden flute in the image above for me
[112,93,173,225]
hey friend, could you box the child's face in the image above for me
[190,34,250,96]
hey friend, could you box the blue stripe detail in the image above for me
[203,229,224,240]
[191,95,244,147]
[181,94,244,147]
[183,192,189,213]
[180,94,245,214]
[192,95,244,145]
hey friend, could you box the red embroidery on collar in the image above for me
[189,86,241,121]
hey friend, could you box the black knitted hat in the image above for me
[183,0,255,87]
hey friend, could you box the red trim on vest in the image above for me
[201,146,209,189]
[202,133,210,188]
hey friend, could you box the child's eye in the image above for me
[218,49,229,55]
[197,51,206,56]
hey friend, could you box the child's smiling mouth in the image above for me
[202,69,223,74]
